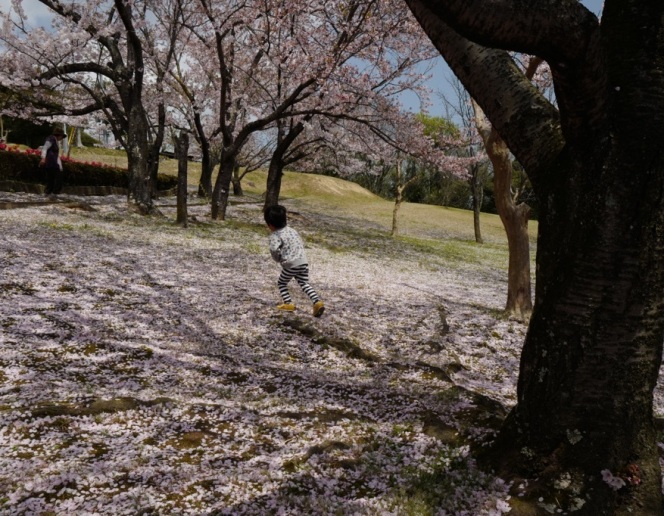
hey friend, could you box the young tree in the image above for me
[441,80,488,244]
[294,110,470,237]
[470,56,545,319]
[405,0,664,513]
[388,113,467,237]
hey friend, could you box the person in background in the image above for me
[264,205,325,317]
[40,127,66,195]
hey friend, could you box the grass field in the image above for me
[66,146,538,244]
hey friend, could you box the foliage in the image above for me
[0,116,51,147]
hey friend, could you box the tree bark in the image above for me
[405,0,664,512]
[211,152,234,220]
[125,104,153,214]
[174,132,189,227]
[391,185,404,237]
[489,133,531,319]
[264,119,306,210]
[264,157,283,209]
[391,158,406,237]
[232,162,244,196]
[193,111,214,199]
[469,163,484,244]
[198,153,214,199]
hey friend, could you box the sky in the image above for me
[402,0,605,117]
[2,0,606,120]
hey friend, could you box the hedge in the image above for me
[0,146,177,192]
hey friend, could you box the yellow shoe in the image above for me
[313,301,325,317]
[277,303,296,312]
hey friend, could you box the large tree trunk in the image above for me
[491,139,531,319]
[495,145,664,513]
[264,119,306,210]
[125,105,153,214]
[404,0,664,512]
[199,153,214,199]
[264,157,283,209]
[211,152,234,220]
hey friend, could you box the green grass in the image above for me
[56,145,538,249]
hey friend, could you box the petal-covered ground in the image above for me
[0,192,661,515]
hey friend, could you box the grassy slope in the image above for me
[67,146,538,248]
[243,169,539,248]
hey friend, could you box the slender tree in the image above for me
[405,0,664,513]
[440,80,488,244]
[173,130,189,227]
[472,98,533,319]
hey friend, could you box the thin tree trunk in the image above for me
[391,159,405,237]
[174,132,189,227]
[147,102,166,200]
[188,109,212,199]
[470,164,484,244]
[391,185,404,237]
[473,100,531,318]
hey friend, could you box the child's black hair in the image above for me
[264,205,288,229]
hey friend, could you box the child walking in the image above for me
[264,205,325,317]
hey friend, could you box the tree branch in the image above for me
[404,0,564,189]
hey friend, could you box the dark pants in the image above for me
[45,166,64,195]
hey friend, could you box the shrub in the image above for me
[0,146,177,191]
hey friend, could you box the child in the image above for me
[264,205,325,317]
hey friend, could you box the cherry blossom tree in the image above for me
[258,0,440,212]
[405,0,664,512]
[292,108,471,237]
[0,0,185,212]
[172,0,440,220]
[387,113,468,237]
